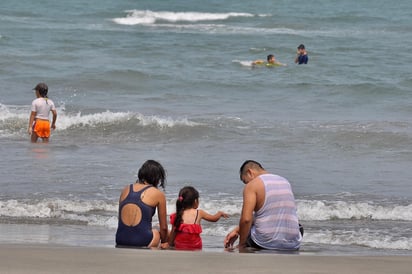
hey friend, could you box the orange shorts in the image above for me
[33,119,51,138]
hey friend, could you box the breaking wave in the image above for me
[112,10,255,25]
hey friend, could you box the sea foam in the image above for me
[112,10,254,25]
[298,199,412,221]
[2,197,411,226]
[0,103,201,137]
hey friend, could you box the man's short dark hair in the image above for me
[239,160,263,177]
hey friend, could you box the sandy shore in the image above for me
[0,244,411,274]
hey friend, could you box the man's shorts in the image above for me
[246,224,304,249]
[246,235,262,248]
[33,119,51,138]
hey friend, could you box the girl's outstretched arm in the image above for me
[198,210,229,222]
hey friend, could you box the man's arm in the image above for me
[238,183,256,248]
[224,226,239,248]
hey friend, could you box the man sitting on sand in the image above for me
[224,160,302,250]
[252,54,287,67]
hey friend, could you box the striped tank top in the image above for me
[250,174,302,250]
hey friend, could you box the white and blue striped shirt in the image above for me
[251,174,302,250]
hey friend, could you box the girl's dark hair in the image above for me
[34,83,48,98]
[39,87,48,98]
[137,160,166,189]
[173,186,199,230]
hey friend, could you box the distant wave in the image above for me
[122,11,392,38]
[112,10,255,25]
[111,10,380,38]
[57,111,200,130]
[2,103,411,145]
[0,103,258,140]
[0,103,202,137]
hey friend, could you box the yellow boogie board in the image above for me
[252,61,283,67]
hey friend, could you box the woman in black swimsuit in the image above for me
[115,160,169,248]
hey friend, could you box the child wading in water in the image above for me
[28,83,57,143]
[169,186,229,250]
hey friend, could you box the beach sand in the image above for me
[1,244,411,274]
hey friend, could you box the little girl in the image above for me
[169,186,229,250]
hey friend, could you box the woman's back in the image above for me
[116,184,158,247]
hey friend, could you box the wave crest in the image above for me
[298,200,412,221]
[0,103,202,137]
[112,10,254,25]
[2,198,411,225]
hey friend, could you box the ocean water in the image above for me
[1,0,412,254]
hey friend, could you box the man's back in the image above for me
[251,174,301,250]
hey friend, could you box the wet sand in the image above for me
[1,244,411,274]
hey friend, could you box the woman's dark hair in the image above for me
[137,160,166,189]
[173,186,199,230]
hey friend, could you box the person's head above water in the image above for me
[267,54,275,63]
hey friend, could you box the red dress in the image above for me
[170,213,203,250]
